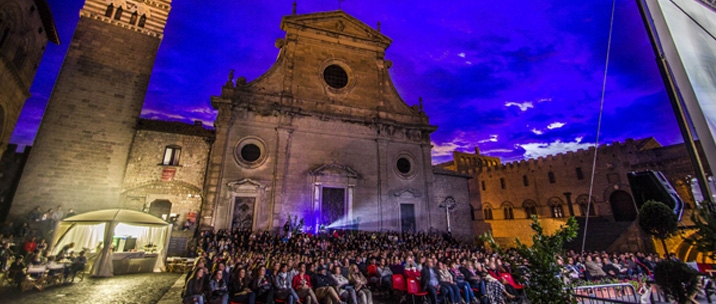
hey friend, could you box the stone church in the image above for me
[8,0,474,240]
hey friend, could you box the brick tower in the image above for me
[11,0,172,217]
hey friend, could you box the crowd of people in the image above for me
[180,227,673,304]
[0,206,85,290]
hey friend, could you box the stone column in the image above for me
[564,192,574,217]
[375,138,389,231]
[269,126,294,230]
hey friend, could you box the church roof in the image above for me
[136,119,214,138]
[34,0,60,44]
[433,166,472,178]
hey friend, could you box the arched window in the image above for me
[502,202,514,220]
[138,14,147,28]
[114,6,123,20]
[162,145,181,166]
[483,204,493,220]
[105,4,114,17]
[548,171,556,184]
[500,178,506,189]
[129,12,138,25]
[551,205,565,218]
[576,194,596,216]
[523,175,529,187]
[523,200,538,218]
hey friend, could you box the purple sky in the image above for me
[12,0,682,164]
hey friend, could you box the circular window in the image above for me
[234,137,267,168]
[240,144,261,162]
[397,158,411,174]
[393,153,417,179]
[323,65,348,89]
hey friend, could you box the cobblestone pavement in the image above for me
[0,272,182,304]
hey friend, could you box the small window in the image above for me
[162,145,181,166]
[105,4,114,17]
[481,181,486,191]
[551,205,565,218]
[138,14,147,28]
[500,178,505,189]
[483,208,493,220]
[129,12,138,25]
[240,144,261,162]
[114,6,123,20]
[470,205,476,221]
[523,175,529,187]
[503,206,514,220]
[548,171,556,184]
[576,167,584,180]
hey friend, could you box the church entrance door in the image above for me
[321,187,345,227]
[232,197,256,230]
[400,204,416,233]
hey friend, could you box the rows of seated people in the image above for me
[183,229,526,304]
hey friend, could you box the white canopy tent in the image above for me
[52,209,171,277]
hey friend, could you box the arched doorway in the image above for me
[148,199,172,221]
[610,190,636,222]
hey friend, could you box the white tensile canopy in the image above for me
[51,209,170,277]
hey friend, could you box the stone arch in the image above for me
[482,203,493,220]
[575,194,596,216]
[148,199,172,220]
[548,196,565,218]
[610,190,637,222]
[522,199,538,218]
[501,201,514,220]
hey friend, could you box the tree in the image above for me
[653,259,699,304]
[637,200,678,255]
[686,202,716,260]
[482,216,579,304]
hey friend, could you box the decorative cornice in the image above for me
[227,178,269,191]
[80,10,163,38]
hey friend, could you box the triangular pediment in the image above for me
[309,163,360,178]
[281,11,391,47]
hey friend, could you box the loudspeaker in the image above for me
[627,170,684,221]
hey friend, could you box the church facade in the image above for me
[7,1,474,241]
[202,11,472,237]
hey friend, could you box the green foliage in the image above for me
[653,259,699,304]
[687,202,716,260]
[638,200,679,254]
[481,216,579,304]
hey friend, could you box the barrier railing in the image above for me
[573,283,639,304]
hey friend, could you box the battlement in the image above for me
[451,137,661,175]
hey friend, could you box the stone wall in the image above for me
[431,169,473,241]
[0,0,57,154]
[121,122,212,226]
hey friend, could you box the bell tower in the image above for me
[11,0,172,217]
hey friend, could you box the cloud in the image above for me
[478,134,498,143]
[547,122,566,129]
[458,52,466,58]
[517,137,593,159]
[531,128,543,135]
[481,148,514,154]
[505,101,534,111]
